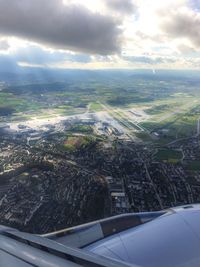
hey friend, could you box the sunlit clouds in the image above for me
[0,0,199,69]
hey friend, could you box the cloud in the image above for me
[0,45,93,72]
[0,0,199,70]
[0,54,18,71]
[176,44,196,54]
[13,46,91,65]
[160,8,200,50]
[0,39,9,51]
[123,55,176,64]
[103,0,136,14]
[0,0,123,55]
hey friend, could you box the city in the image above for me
[1,92,200,233]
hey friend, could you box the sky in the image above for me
[0,0,200,70]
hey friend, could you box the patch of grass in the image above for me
[64,135,95,151]
[135,132,152,142]
[90,102,102,112]
[154,149,182,162]
[68,125,93,134]
[145,104,171,115]
[186,161,200,171]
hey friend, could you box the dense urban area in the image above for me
[1,70,200,234]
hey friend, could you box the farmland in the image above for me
[1,70,200,147]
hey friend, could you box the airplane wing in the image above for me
[0,226,136,267]
[1,204,200,267]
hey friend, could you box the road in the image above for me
[196,118,200,137]
[144,163,164,209]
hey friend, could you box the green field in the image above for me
[154,149,182,163]
[138,96,200,144]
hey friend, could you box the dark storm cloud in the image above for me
[104,0,136,14]
[160,10,200,49]
[0,0,122,55]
